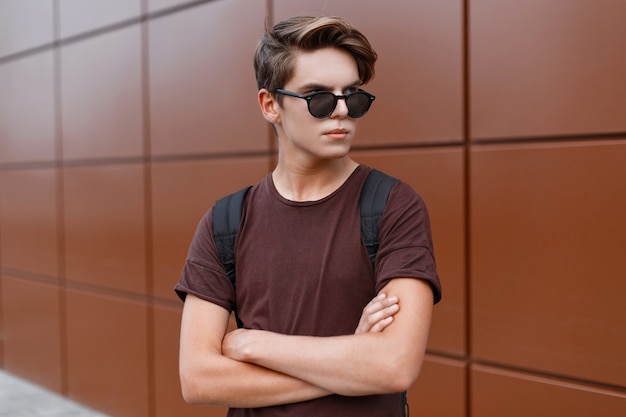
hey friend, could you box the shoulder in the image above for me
[388,179,427,210]
[354,166,429,219]
[380,178,433,239]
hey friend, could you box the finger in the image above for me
[369,315,394,332]
[355,294,400,334]
[365,303,399,329]
[363,294,398,315]
[363,293,387,312]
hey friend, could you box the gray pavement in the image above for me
[0,370,109,417]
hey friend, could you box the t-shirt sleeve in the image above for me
[174,209,236,312]
[374,181,442,304]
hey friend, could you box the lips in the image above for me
[325,128,349,135]
[324,128,349,141]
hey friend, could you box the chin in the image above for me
[320,148,352,160]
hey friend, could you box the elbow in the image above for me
[181,388,201,406]
[381,352,425,394]
[389,366,421,393]
[181,388,199,405]
[179,351,233,406]
[179,371,202,405]
[179,368,218,406]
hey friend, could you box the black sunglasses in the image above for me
[275,88,376,119]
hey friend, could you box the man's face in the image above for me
[275,47,363,165]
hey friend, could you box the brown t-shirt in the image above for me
[175,165,441,417]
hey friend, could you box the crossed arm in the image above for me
[178,277,433,408]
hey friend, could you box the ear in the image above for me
[258,88,280,124]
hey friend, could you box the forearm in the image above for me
[179,294,330,408]
[225,278,433,396]
[180,352,330,407]
[233,331,411,396]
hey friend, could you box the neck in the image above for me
[272,157,359,201]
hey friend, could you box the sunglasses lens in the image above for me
[305,91,374,118]
[346,92,372,118]
[308,93,336,118]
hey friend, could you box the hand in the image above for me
[354,293,399,334]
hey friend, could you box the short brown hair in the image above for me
[254,15,377,93]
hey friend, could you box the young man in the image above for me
[175,15,441,417]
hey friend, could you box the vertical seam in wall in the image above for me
[141,1,156,415]
[52,0,69,396]
[267,0,274,27]
[462,0,472,416]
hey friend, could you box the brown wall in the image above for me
[0,0,625,416]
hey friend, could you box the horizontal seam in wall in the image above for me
[0,0,221,65]
[0,150,277,170]
[424,349,626,394]
[472,131,626,145]
[0,267,180,308]
[471,358,626,394]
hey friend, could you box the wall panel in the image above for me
[410,355,467,417]
[60,26,144,161]
[63,164,147,295]
[1,277,63,393]
[0,0,54,57]
[148,0,268,157]
[471,140,626,387]
[0,169,58,277]
[58,0,142,39]
[471,0,626,139]
[0,52,56,164]
[65,289,149,417]
[275,0,464,145]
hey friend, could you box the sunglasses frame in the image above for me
[275,88,376,119]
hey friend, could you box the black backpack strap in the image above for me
[212,186,251,327]
[360,169,406,415]
[401,390,410,417]
[360,169,405,414]
[359,169,399,267]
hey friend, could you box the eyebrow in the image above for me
[298,80,362,92]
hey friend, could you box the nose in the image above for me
[331,96,349,118]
